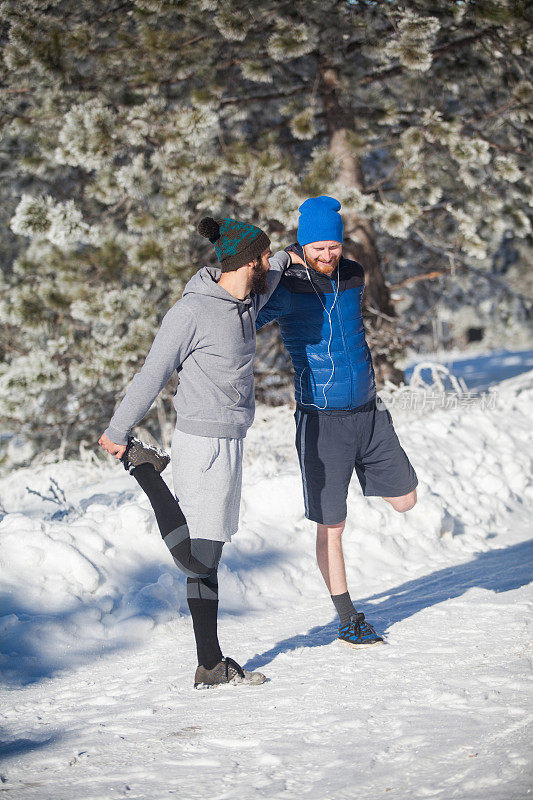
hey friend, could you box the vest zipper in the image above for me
[331,275,353,408]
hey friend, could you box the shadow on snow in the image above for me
[243,539,533,672]
[0,545,287,688]
[2,539,531,687]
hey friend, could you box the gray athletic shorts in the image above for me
[171,428,243,543]
[294,397,418,525]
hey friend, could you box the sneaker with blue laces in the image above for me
[338,612,384,647]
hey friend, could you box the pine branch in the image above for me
[365,305,399,324]
[220,84,309,105]
[464,98,518,125]
[365,162,403,192]
[463,127,530,157]
[359,25,500,86]
[0,86,33,95]
[389,271,445,290]
[412,228,533,306]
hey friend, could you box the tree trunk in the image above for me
[320,66,405,385]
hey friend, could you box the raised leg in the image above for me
[382,489,417,513]
[130,462,224,668]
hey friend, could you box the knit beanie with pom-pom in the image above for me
[197,216,270,272]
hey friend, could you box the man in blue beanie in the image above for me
[257,196,418,647]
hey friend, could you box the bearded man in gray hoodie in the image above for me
[98,217,289,688]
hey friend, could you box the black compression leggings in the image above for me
[131,462,224,583]
[130,463,224,669]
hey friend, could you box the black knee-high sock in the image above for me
[131,463,215,578]
[130,462,185,537]
[130,462,223,668]
[187,575,223,670]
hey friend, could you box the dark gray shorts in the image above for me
[294,398,418,525]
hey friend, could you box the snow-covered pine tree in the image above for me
[0,0,531,463]
[209,0,532,382]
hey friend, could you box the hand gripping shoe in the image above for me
[120,436,170,474]
[194,657,267,689]
[338,612,384,647]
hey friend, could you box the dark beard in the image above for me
[250,260,269,295]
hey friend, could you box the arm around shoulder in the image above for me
[254,250,291,317]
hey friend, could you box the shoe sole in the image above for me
[121,435,170,468]
[194,679,267,689]
[337,638,386,648]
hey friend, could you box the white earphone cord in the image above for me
[298,252,339,411]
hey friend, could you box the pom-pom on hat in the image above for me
[297,196,344,247]
[197,216,270,272]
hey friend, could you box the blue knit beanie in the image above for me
[297,196,344,247]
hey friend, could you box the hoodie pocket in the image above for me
[218,377,253,409]
[230,378,254,409]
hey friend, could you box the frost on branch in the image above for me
[54,100,117,171]
[47,200,94,248]
[10,194,53,238]
[214,6,249,42]
[116,154,153,201]
[385,11,440,72]
[10,195,93,249]
[124,97,167,146]
[400,127,425,158]
[375,201,421,240]
[0,350,66,421]
[421,109,461,145]
[446,205,488,260]
[290,109,317,141]
[166,106,219,149]
[267,21,315,62]
[240,61,273,84]
[304,148,339,193]
[330,183,373,217]
[493,154,522,184]
[506,208,531,239]
[449,137,491,167]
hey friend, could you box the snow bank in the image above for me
[1,369,532,686]
[0,362,532,800]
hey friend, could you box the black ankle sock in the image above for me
[331,591,357,627]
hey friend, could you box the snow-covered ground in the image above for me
[403,347,533,392]
[1,359,532,800]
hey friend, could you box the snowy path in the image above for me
[1,369,532,799]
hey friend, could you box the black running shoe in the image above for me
[338,612,384,647]
[121,436,170,474]
[194,657,267,689]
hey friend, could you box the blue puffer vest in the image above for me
[256,245,376,410]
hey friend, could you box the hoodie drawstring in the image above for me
[237,304,246,342]
[247,306,254,341]
[236,302,255,342]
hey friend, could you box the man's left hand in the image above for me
[288,251,305,266]
[98,433,126,459]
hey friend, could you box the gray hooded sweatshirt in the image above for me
[104,250,290,445]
